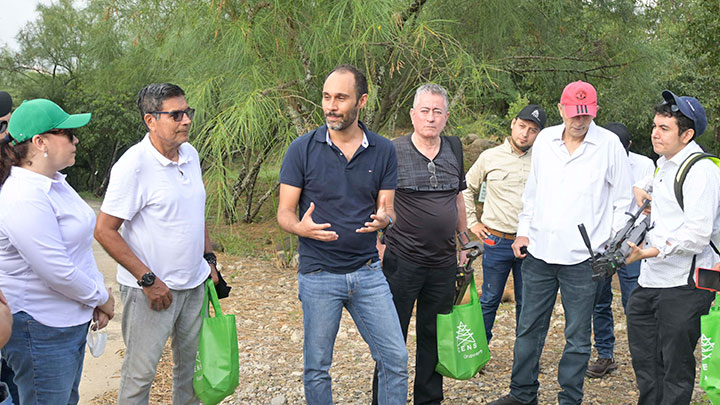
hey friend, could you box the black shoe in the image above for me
[585,357,618,378]
[487,393,538,405]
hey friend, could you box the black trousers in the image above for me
[372,249,456,405]
[627,285,714,405]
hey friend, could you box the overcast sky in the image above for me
[0,0,56,51]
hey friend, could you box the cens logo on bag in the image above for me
[456,321,482,359]
[702,333,715,373]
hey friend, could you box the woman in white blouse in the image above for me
[0,99,114,405]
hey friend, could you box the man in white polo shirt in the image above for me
[489,81,631,405]
[95,83,218,404]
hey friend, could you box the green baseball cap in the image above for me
[7,99,91,145]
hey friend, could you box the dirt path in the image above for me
[78,201,123,404]
[73,201,713,403]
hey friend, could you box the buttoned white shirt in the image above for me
[627,151,655,211]
[0,167,108,327]
[635,141,720,288]
[518,121,632,264]
[101,134,210,290]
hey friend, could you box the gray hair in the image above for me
[413,83,449,110]
[136,83,186,125]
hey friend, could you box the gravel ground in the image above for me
[92,255,712,404]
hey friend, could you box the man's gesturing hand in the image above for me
[357,195,390,233]
[297,202,338,241]
[144,279,173,311]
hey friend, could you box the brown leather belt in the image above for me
[487,228,516,241]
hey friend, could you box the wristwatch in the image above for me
[137,272,156,287]
[203,252,217,267]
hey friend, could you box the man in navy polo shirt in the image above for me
[277,64,408,405]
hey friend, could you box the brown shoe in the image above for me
[585,357,618,378]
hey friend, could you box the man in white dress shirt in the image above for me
[489,81,631,405]
[626,91,720,404]
[586,122,655,378]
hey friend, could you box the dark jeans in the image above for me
[480,234,523,343]
[372,249,456,405]
[509,254,598,405]
[591,260,640,358]
[627,285,714,405]
[0,359,17,404]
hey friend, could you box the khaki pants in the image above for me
[118,283,204,405]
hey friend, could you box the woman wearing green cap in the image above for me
[0,99,114,405]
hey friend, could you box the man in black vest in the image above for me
[373,83,469,404]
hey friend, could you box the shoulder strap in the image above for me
[675,152,720,210]
[674,152,720,257]
[444,135,464,176]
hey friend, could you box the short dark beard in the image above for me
[325,103,359,131]
[510,137,530,152]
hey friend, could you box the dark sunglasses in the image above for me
[427,161,438,188]
[0,120,6,134]
[149,107,195,122]
[662,100,680,113]
[47,128,76,142]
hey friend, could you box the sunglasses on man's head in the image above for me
[46,128,75,142]
[149,107,195,122]
[662,100,680,113]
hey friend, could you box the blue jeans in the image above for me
[298,261,408,405]
[1,312,88,405]
[591,260,639,358]
[509,254,598,405]
[480,234,523,342]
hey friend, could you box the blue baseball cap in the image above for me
[661,90,707,137]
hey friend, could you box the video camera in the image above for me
[454,231,487,305]
[578,200,652,281]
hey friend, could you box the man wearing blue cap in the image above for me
[626,91,720,404]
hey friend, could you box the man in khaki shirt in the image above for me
[462,104,546,342]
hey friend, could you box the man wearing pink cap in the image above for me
[489,81,631,405]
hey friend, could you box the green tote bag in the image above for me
[435,276,490,380]
[700,293,720,404]
[193,279,240,404]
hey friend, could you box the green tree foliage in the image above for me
[2,0,716,222]
[648,0,720,152]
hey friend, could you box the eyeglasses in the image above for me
[427,161,438,188]
[0,120,6,134]
[149,108,195,122]
[46,128,75,142]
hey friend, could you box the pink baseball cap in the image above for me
[560,81,597,118]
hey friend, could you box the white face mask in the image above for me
[87,327,107,358]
